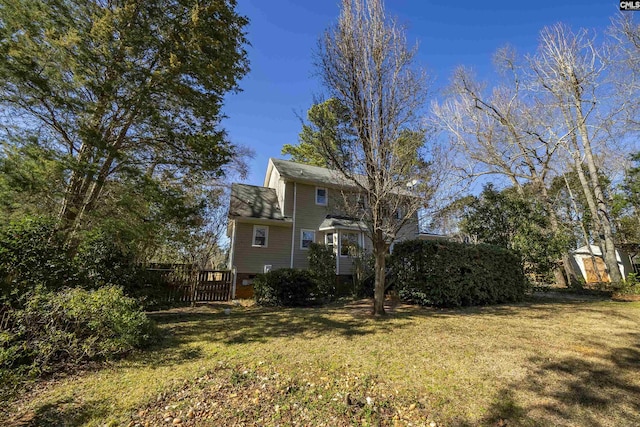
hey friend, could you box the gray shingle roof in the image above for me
[318,215,367,231]
[229,183,287,220]
[271,158,358,187]
[271,158,413,196]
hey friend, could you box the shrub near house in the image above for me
[253,269,322,307]
[0,218,156,397]
[390,240,529,307]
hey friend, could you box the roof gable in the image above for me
[270,158,354,187]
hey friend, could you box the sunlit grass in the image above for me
[5,296,640,426]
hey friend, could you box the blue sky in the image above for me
[222,0,626,187]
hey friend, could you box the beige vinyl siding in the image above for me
[232,221,292,274]
[396,216,420,243]
[267,167,287,216]
[291,183,329,269]
[283,181,294,217]
[237,171,420,275]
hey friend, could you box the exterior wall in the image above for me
[232,221,292,274]
[291,183,330,269]
[235,273,257,299]
[287,183,419,274]
[267,167,287,217]
[231,169,422,281]
[396,218,420,243]
[283,181,294,217]
[337,236,356,274]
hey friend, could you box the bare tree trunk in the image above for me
[562,172,603,283]
[373,238,386,316]
[531,23,623,283]
[539,185,569,287]
[574,105,623,282]
[316,0,432,315]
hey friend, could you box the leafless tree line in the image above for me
[432,16,640,283]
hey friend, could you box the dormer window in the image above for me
[316,187,327,205]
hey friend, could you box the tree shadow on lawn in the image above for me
[148,295,627,344]
[454,333,640,426]
[147,304,416,346]
[8,396,112,427]
[140,296,631,367]
[423,295,639,323]
[126,306,413,368]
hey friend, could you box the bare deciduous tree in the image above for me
[609,14,640,133]
[529,23,623,282]
[317,0,432,315]
[432,52,572,285]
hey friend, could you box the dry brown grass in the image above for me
[4,294,640,426]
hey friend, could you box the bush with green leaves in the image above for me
[0,217,77,306]
[390,239,529,307]
[0,218,172,309]
[352,252,376,298]
[308,243,337,297]
[253,269,323,307]
[75,231,142,289]
[611,273,640,295]
[462,184,572,281]
[1,285,155,390]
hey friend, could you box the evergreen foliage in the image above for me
[282,98,354,168]
[0,286,155,398]
[253,269,323,307]
[462,184,572,280]
[390,239,529,307]
[0,0,249,241]
[0,217,77,306]
[307,243,337,297]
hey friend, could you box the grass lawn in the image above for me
[4,294,640,426]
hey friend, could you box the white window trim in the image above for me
[315,186,328,206]
[300,229,316,250]
[325,232,334,246]
[339,231,360,258]
[252,225,269,248]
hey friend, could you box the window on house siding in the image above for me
[340,231,360,257]
[325,232,335,250]
[316,187,327,205]
[252,225,268,247]
[301,229,315,249]
[356,194,367,211]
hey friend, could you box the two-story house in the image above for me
[227,158,420,298]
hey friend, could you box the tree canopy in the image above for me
[0,0,250,248]
[282,98,354,168]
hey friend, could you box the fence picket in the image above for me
[146,265,232,303]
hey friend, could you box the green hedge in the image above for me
[1,286,155,397]
[253,269,324,307]
[0,217,182,310]
[0,217,77,306]
[308,243,337,297]
[390,240,529,307]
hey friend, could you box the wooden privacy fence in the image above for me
[146,265,232,303]
[194,270,233,302]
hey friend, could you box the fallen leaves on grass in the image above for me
[128,362,439,427]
